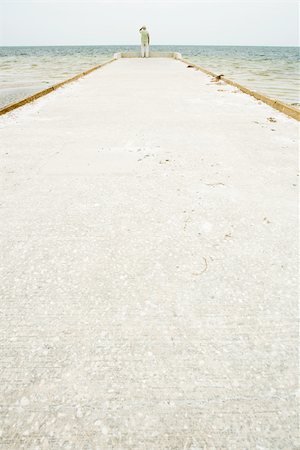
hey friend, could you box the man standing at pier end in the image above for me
[139,26,150,57]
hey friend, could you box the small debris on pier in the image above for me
[211,74,224,82]
[204,182,225,187]
[192,257,208,276]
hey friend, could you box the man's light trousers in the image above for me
[141,44,150,58]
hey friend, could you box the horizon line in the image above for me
[1,43,299,48]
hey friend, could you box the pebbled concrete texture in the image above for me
[0,58,299,449]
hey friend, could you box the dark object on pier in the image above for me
[212,74,224,82]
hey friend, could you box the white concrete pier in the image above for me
[0,58,298,449]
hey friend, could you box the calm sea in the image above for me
[0,45,299,109]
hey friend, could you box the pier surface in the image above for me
[0,58,298,449]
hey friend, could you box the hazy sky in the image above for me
[0,0,299,47]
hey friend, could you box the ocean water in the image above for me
[0,45,299,109]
